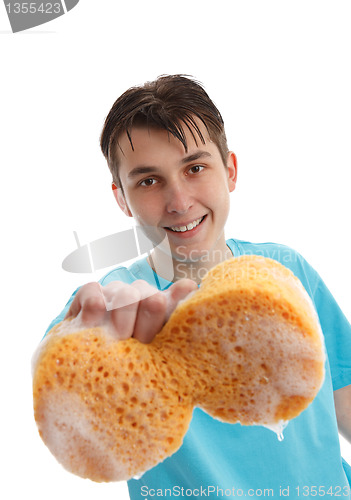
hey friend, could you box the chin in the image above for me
[172,245,208,264]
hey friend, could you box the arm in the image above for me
[334,385,351,443]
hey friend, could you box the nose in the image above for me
[165,182,193,214]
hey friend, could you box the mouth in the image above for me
[165,215,207,233]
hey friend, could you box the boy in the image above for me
[47,75,351,498]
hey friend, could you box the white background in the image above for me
[1,1,350,499]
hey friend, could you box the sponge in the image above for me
[32,255,325,482]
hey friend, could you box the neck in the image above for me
[148,240,233,285]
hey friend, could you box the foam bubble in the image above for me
[263,420,289,441]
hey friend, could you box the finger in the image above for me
[103,281,143,310]
[65,300,81,320]
[64,282,104,321]
[108,286,141,340]
[164,279,198,320]
[133,288,168,343]
[80,293,107,326]
[78,283,107,326]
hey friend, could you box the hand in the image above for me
[64,279,198,344]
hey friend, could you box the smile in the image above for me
[167,216,206,233]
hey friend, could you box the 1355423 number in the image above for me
[296,485,350,496]
[5,3,63,14]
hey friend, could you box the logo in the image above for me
[62,226,174,308]
[3,0,79,33]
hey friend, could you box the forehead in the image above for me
[117,119,215,163]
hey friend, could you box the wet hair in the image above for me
[100,74,229,187]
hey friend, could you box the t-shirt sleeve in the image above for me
[43,287,80,337]
[306,261,351,391]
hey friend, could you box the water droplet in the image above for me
[263,420,288,442]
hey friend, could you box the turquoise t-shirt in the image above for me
[46,239,351,498]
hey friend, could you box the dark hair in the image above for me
[100,74,229,187]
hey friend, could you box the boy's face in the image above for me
[114,119,237,264]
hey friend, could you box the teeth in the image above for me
[169,217,204,232]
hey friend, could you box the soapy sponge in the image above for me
[32,256,325,482]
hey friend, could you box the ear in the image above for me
[226,152,238,192]
[112,183,133,217]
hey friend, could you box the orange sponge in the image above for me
[32,256,325,482]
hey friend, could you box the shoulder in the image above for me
[229,238,301,265]
[227,238,319,296]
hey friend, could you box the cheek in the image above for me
[209,183,231,215]
[130,200,161,225]
[124,192,150,218]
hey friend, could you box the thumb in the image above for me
[164,279,198,321]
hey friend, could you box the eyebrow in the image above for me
[127,151,212,179]
[180,150,212,164]
[127,166,160,179]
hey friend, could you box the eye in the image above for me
[139,178,157,187]
[188,165,204,175]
